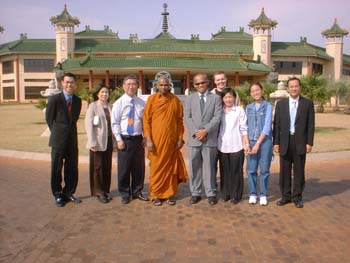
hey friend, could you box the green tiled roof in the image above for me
[0,39,55,55]
[75,26,118,39]
[271,41,332,60]
[50,4,80,26]
[61,55,271,73]
[322,19,349,37]
[74,38,253,55]
[154,32,176,40]
[248,8,277,29]
[211,28,252,43]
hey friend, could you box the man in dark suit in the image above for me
[273,77,315,208]
[184,73,222,205]
[46,72,82,207]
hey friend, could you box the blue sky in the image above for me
[1,0,349,53]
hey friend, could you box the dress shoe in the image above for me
[55,196,65,207]
[222,196,230,202]
[133,193,150,202]
[294,200,304,208]
[276,199,291,206]
[65,195,82,203]
[208,196,217,206]
[190,196,201,205]
[121,198,130,204]
[231,199,240,205]
[97,195,109,204]
[105,194,113,201]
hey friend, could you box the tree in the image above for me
[300,74,330,113]
[328,80,350,112]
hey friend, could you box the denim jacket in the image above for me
[246,100,273,141]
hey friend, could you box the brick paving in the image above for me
[0,152,349,263]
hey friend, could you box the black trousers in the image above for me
[218,150,245,200]
[279,135,306,201]
[51,143,79,198]
[89,136,113,196]
[117,135,145,199]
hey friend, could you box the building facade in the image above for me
[0,4,349,102]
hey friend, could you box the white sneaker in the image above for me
[259,196,268,206]
[248,196,257,204]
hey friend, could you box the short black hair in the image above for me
[287,77,301,86]
[221,87,237,99]
[62,72,76,80]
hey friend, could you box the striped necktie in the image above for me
[127,98,135,135]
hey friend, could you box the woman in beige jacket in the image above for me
[85,86,113,203]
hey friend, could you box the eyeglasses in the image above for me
[194,81,208,86]
[158,84,169,87]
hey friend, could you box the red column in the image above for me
[138,70,144,94]
[89,70,93,90]
[105,70,110,88]
[234,72,240,87]
[186,71,191,89]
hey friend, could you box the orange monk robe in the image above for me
[143,93,188,200]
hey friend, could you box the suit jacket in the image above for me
[46,92,82,149]
[273,96,315,155]
[184,92,222,147]
[85,101,112,151]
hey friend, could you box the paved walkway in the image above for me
[0,149,349,263]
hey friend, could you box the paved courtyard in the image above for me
[0,151,349,263]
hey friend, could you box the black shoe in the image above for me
[231,199,240,205]
[97,195,109,204]
[276,199,291,206]
[105,194,113,201]
[190,196,201,205]
[133,193,150,202]
[222,196,230,202]
[294,200,304,208]
[55,196,65,207]
[65,195,82,203]
[121,198,130,204]
[208,196,217,206]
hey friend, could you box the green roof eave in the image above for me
[271,42,333,60]
[322,19,349,37]
[61,55,270,73]
[0,39,56,55]
[50,5,80,26]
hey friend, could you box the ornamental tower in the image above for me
[50,4,80,63]
[248,7,277,67]
[322,18,348,80]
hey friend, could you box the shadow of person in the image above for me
[304,178,350,202]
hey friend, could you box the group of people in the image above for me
[45,70,314,209]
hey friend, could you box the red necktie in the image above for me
[67,97,72,120]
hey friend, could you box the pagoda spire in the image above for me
[322,18,348,38]
[161,3,169,33]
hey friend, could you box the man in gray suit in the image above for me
[184,73,223,205]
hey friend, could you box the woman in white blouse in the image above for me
[218,88,249,204]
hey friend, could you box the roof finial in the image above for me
[261,7,265,13]
[334,17,337,24]
[64,3,67,9]
[162,3,169,33]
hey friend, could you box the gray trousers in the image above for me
[189,146,217,197]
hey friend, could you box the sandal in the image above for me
[152,198,162,206]
[166,198,176,205]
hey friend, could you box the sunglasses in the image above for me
[194,81,208,86]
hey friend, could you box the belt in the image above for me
[121,135,142,140]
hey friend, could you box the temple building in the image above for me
[0,4,349,102]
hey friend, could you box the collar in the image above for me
[197,91,209,97]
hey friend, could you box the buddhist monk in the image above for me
[143,72,188,206]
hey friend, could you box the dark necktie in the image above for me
[67,97,72,120]
[127,98,135,135]
[200,94,205,114]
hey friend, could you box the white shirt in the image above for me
[289,96,299,134]
[218,106,248,153]
[197,91,208,102]
[111,94,145,141]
